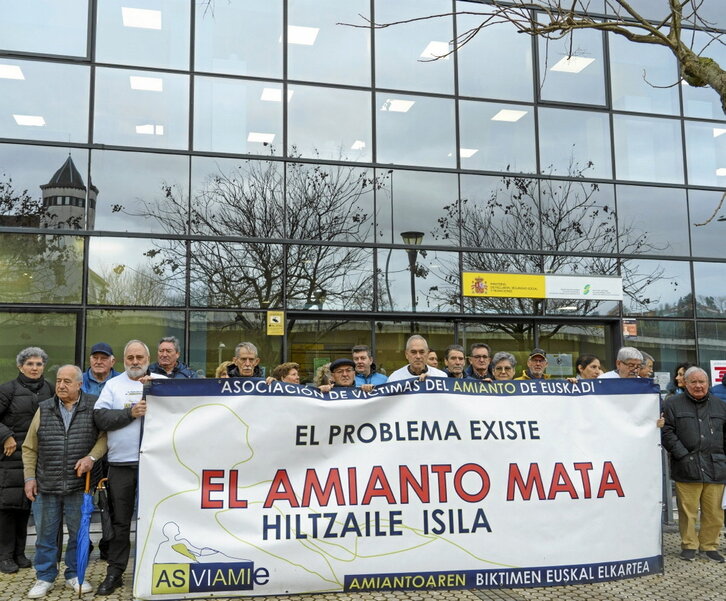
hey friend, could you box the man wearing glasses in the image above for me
[515,349,551,380]
[464,343,492,380]
[599,347,643,379]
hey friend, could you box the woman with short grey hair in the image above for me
[0,347,54,574]
[491,352,517,381]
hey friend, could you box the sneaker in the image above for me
[66,577,93,594]
[680,548,697,561]
[703,550,725,563]
[27,580,53,599]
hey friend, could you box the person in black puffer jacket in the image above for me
[0,347,54,574]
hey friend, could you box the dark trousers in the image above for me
[0,507,30,560]
[105,465,138,577]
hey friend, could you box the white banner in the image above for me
[133,378,662,599]
[545,274,623,301]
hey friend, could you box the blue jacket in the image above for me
[148,361,197,379]
[82,368,121,396]
[355,370,388,387]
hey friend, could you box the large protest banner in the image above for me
[133,377,662,599]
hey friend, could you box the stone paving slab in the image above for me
[1,529,723,601]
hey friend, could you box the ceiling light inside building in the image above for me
[713,128,726,138]
[351,140,366,150]
[260,88,294,102]
[0,64,24,80]
[459,148,478,158]
[551,56,595,73]
[247,132,275,144]
[420,41,450,60]
[129,75,163,91]
[556,306,578,311]
[716,168,726,176]
[122,7,162,29]
[285,26,319,45]
[13,114,45,126]
[381,98,415,112]
[135,124,164,135]
[491,109,528,122]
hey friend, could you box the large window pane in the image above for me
[190,157,283,237]
[688,190,726,259]
[189,241,283,309]
[697,321,726,366]
[94,67,189,150]
[616,186,690,256]
[286,245,374,311]
[88,237,186,306]
[288,0,370,86]
[86,309,186,368]
[377,169,458,246]
[194,77,281,155]
[96,0,190,69]
[684,120,726,187]
[0,59,89,144]
[694,262,726,318]
[682,31,726,119]
[90,150,189,234]
[609,33,680,115]
[194,0,282,78]
[0,144,90,230]
[538,108,612,178]
[376,93,455,168]
[190,311,281,378]
[457,10,533,101]
[0,312,77,383]
[0,234,83,304]
[462,252,537,316]
[613,115,684,184]
[622,259,692,317]
[287,319,372,383]
[0,1,88,57]
[375,0,454,94]
[286,163,375,243]
[376,321,454,376]
[288,85,371,161]
[537,323,612,375]
[538,25,605,106]
[459,101,536,173]
[379,249,459,313]
[629,319,696,376]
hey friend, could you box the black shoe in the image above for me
[703,550,725,563]
[13,555,31,569]
[680,548,697,561]
[96,574,123,595]
[0,558,18,574]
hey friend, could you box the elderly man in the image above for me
[94,340,165,595]
[662,367,726,563]
[388,335,447,382]
[443,345,466,378]
[81,342,121,396]
[599,347,643,379]
[639,351,655,379]
[22,365,106,598]
[319,359,357,393]
[515,349,551,380]
[227,342,262,378]
[464,343,492,380]
[148,336,196,378]
[352,345,387,388]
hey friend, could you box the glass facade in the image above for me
[1,0,725,383]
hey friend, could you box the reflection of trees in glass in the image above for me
[117,159,378,320]
[95,261,185,307]
[429,166,664,344]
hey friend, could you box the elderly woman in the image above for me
[0,347,54,574]
[271,362,301,384]
[491,351,517,381]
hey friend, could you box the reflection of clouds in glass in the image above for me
[0,1,88,56]
[622,259,692,317]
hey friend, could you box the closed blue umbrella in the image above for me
[75,471,94,597]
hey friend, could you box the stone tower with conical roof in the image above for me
[39,155,97,229]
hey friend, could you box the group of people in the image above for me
[1,334,726,599]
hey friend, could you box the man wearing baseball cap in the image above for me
[515,349,551,380]
[81,343,121,396]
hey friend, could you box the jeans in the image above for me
[32,492,84,582]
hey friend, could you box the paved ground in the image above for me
[1,527,723,601]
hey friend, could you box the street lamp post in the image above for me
[400,231,424,322]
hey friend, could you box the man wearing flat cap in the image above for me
[515,349,551,380]
[323,359,357,391]
[81,343,121,397]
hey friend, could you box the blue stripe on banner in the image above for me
[343,556,663,591]
[148,377,659,398]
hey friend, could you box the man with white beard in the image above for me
[93,340,165,595]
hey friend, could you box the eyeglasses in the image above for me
[494,365,514,372]
[470,355,490,360]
